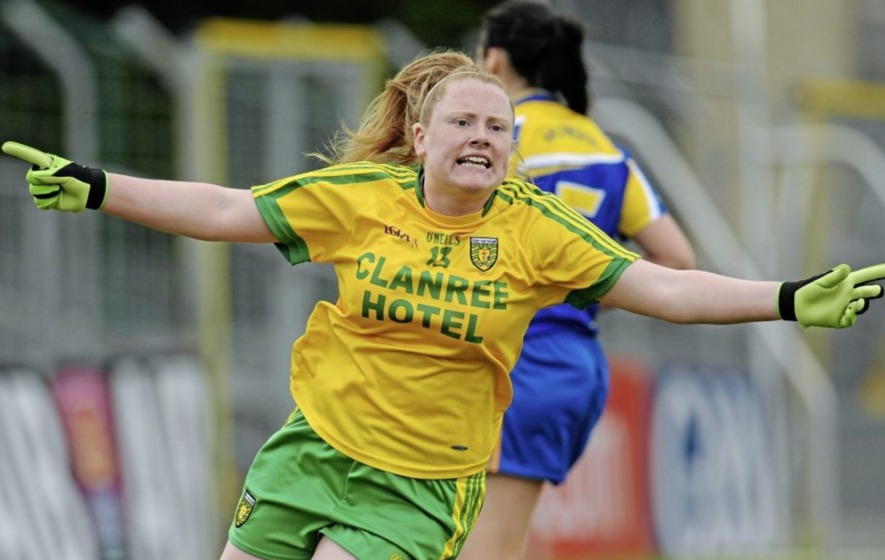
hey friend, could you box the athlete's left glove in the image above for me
[2,141,108,212]
[778,263,885,328]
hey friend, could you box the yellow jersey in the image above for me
[252,161,638,478]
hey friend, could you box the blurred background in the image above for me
[2,0,885,558]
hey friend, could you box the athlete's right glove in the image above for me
[778,263,885,328]
[2,141,108,212]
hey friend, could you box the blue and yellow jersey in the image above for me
[512,89,667,336]
[252,161,637,479]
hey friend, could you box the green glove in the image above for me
[778,263,885,328]
[2,141,108,212]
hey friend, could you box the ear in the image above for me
[413,122,427,158]
[482,47,508,76]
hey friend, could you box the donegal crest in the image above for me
[470,237,499,271]
[235,490,256,527]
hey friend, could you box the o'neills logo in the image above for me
[470,237,498,271]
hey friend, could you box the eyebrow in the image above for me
[445,109,513,126]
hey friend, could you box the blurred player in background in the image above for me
[462,1,696,558]
[6,49,884,560]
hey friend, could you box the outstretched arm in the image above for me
[601,260,778,324]
[3,141,275,243]
[104,173,274,243]
[602,259,885,328]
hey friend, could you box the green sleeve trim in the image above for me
[250,163,418,266]
[252,190,311,265]
[564,257,636,309]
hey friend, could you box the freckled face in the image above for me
[413,77,514,215]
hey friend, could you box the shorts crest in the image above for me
[470,237,498,271]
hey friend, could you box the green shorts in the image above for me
[228,408,486,560]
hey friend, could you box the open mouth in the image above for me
[457,156,491,169]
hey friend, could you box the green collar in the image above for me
[416,167,498,217]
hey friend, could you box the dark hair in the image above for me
[480,0,589,114]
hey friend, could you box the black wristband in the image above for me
[777,270,830,321]
[777,282,799,321]
[84,167,107,209]
[56,162,107,210]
